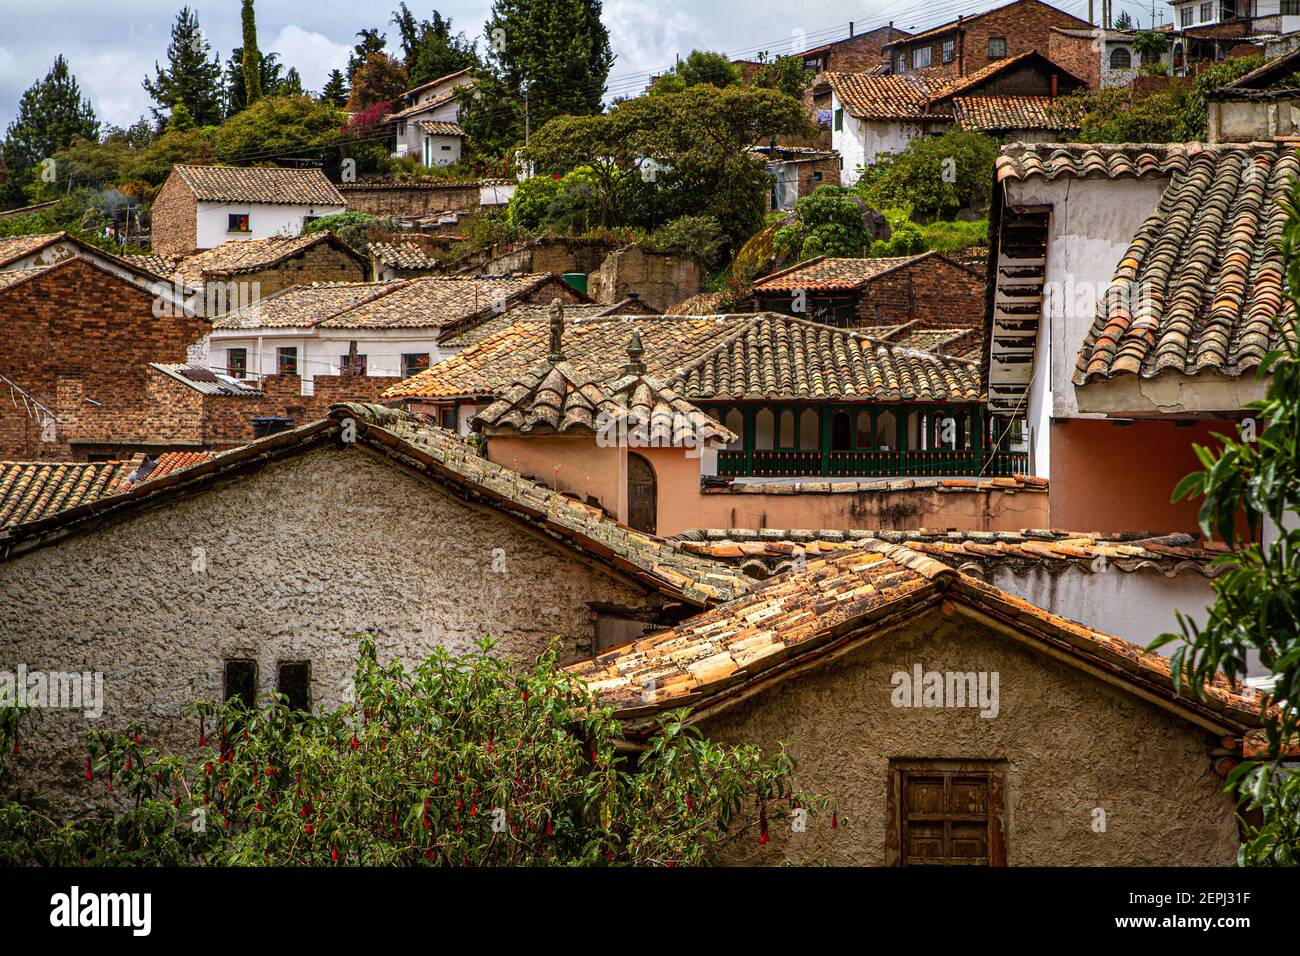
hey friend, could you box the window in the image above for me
[798,408,819,450]
[227,213,250,233]
[988,37,1006,59]
[1109,47,1132,69]
[875,410,897,450]
[439,406,458,431]
[778,409,795,448]
[942,39,955,63]
[1180,5,1193,25]
[227,347,247,378]
[402,352,431,379]
[1200,1,1213,19]
[339,353,367,376]
[723,408,744,449]
[277,662,312,713]
[754,408,775,450]
[830,411,852,450]
[812,171,822,182]
[913,46,932,69]
[224,660,257,709]
[887,760,1007,866]
[855,410,873,449]
[895,54,906,73]
[834,107,843,131]
[276,346,298,375]
[1284,0,1300,13]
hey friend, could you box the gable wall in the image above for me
[151,171,198,255]
[702,611,1240,865]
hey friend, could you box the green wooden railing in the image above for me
[717,448,1030,479]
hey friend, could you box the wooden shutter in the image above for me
[887,760,1006,866]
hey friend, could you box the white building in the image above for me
[1169,0,1300,34]
[389,69,474,168]
[824,71,950,184]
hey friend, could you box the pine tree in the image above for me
[1,56,100,204]
[320,69,349,107]
[224,49,284,117]
[142,7,224,129]
[348,29,388,81]
[241,0,263,107]
[280,68,305,97]
[465,0,613,155]
[1114,10,1134,30]
[391,4,479,87]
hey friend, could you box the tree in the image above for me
[213,95,344,164]
[280,68,305,98]
[241,0,264,107]
[775,186,891,261]
[1153,181,1300,866]
[346,53,409,112]
[391,4,479,87]
[348,28,389,81]
[224,48,285,117]
[321,70,350,107]
[0,639,807,865]
[1,56,100,206]
[1133,30,1169,74]
[142,7,224,129]
[1114,10,1134,30]
[751,53,814,101]
[650,50,741,95]
[857,127,1000,221]
[462,0,614,155]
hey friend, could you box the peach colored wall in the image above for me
[487,435,621,514]
[1049,420,1230,534]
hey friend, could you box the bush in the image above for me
[921,218,988,254]
[871,220,925,258]
[507,175,561,231]
[301,211,389,251]
[641,215,727,268]
[857,128,999,221]
[773,185,885,262]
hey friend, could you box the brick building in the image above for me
[1048,28,1146,88]
[884,0,1092,78]
[800,24,912,77]
[756,147,842,212]
[0,256,209,461]
[749,251,986,329]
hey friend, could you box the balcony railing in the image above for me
[716,448,1030,480]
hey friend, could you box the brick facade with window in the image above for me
[886,0,1092,78]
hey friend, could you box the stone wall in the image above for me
[705,612,1240,866]
[216,242,368,298]
[339,182,480,218]
[0,445,651,811]
[587,246,701,312]
[150,172,198,254]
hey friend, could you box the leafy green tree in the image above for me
[1,56,100,206]
[507,174,562,230]
[1132,30,1168,73]
[241,0,264,107]
[224,48,285,117]
[142,7,225,130]
[320,69,350,107]
[391,4,480,87]
[213,95,344,164]
[348,28,389,82]
[1114,10,1134,30]
[346,53,409,112]
[751,53,814,101]
[650,50,741,95]
[302,211,388,249]
[279,68,305,98]
[1154,182,1300,867]
[462,0,614,155]
[775,186,887,261]
[857,127,999,221]
[0,639,807,866]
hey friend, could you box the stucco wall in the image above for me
[194,201,345,249]
[0,444,649,808]
[704,611,1240,866]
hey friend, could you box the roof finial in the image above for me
[623,328,646,376]
[548,298,565,362]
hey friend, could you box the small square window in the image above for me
[440,406,458,431]
[277,662,312,713]
[887,759,1007,866]
[402,352,431,378]
[913,46,932,69]
[1180,6,1193,25]
[988,37,1007,59]
[227,347,247,379]
[339,353,367,376]
[224,659,257,709]
[227,213,250,233]
[277,346,298,375]
[812,171,823,182]
[942,40,955,63]
[1200,1,1212,20]
[895,54,906,73]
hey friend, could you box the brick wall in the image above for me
[151,171,198,254]
[0,258,210,460]
[210,242,369,299]
[339,182,480,218]
[1047,31,1100,88]
[890,0,1091,77]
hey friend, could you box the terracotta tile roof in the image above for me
[931,50,1087,104]
[443,298,661,349]
[0,266,51,292]
[368,241,442,271]
[606,370,737,447]
[753,253,937,292]
[0,232,64,267]
[472,362,621,435]
[318,274,572,331]
[567,543,1263,733]
[0,405,751,606]
[121,253,183,276]
[824,69,955,120]
[0,458,141,528]
[403,68,472,100]
[667,291,737,315]
[952,95,1083,132]
[416,120,463,137]
[877,322,983,359]
[168,233,362,286]
[996,142,1202,183]
[385,314,754,400]
[1074,142,1300,383]
[212,280,406,330]
[171,165,345,206]
[670,313,982,402]
[673,528,1229,579]
[135,451,215,483]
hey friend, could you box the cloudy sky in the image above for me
[0,0,1158,130]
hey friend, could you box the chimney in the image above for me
[623,329,647,376]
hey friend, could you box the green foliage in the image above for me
[224,48,285,117]
[774,185,881,261]
[241,0,264,107]
[462,0,614,156]
[1152,180,1300,867]
[1,56,100,206]
[320,70,349,108]
[920,217,988,254]
[0,639,808,866]
[650,51,742,95]
[856,128,998,222]
[641,215,728,269]
[142,6,225,129]
[508,174,561,230]
[1132,30,1168,71]
[871,220,925,258]
[213,95,344,164]
[348,28,389,82]
[391,3,479,88]
[750,54,815,101]
[301,212,384,250]
[346,53,409,112]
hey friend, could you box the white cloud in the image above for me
[270,25,351,94]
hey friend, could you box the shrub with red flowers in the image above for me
[0,638,810,866]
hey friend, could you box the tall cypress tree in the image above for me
[224,49,283,117]
[241,0,263,107]
[142,7,224,129]
[464,0,613,155]
[1,56,100,205]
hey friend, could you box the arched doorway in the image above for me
[627,453,657,534]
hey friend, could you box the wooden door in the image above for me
[627,453,657,534]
